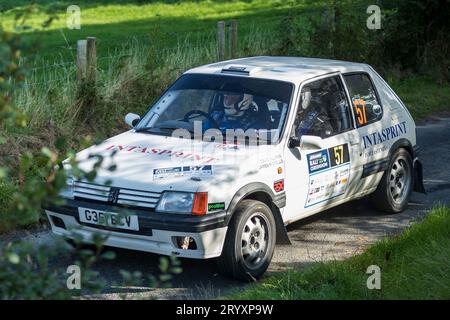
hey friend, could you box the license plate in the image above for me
[78,207,139,231]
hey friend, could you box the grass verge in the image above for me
[228,205,450,299]
[391,76,450,120]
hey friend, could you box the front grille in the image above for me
[74,181,110,201]
[74,181,161,209]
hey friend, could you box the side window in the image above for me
[344,73,383,128]
[293,76,353,139]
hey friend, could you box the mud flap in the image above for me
[273,211,291,245]
[413,158,426,194]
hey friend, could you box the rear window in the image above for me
[344,73,383,128]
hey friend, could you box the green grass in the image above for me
[392,76,450,120]
[0,0,317,66]
[229,206,450,300]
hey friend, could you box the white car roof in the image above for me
[185,56,372,84]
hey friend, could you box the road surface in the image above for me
[2,115,450,299]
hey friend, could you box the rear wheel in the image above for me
[217,200,276,281]
[373,148,413,213]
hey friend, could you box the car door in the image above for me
[283,74,363,222]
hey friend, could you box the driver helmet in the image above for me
[221,83,254,118]
[223,93,254,117]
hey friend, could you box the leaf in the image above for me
[101,251,116,260]
[159,274,173,283]
[0,167,7,179]
[159,257,169,272]
[7,252,20,264]
[171,267,183,275]
[120,270,132,281]
[41,147,53,159]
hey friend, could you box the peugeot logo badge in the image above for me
[108,187,120,203]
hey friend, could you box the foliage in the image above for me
[0,24,27,127]
[275,0,449,81]
[0,6,182,299]
[380,0,450,82]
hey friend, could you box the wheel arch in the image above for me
[388,138,425,194]
[388,138,414,159]
[227,183,291,245]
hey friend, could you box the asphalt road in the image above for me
[2,115,450,300]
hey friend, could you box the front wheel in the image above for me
[217,200,276,281]
[372,148,413,213]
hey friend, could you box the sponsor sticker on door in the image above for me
[305,144,350,208]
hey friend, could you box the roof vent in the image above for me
[221,65,262,76]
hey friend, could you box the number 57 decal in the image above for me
[353,98,367,126]
[334,145,344,165]
[328,144,350,167]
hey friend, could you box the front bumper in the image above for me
[45,199,229,259]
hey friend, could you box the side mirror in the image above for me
[300,135,323,150]
[125,113,141,127]
[288,136,301,148]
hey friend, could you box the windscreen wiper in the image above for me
[135,125,195,135]
[134,127,169,135]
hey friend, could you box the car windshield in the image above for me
[135,74,293,145]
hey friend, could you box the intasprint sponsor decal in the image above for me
[208,202,226,212]
[153,165,213,180]
[361,121,407,149]
[305,144,350,208]
[105,145,218,164]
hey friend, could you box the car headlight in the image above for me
[59,177,74,199]
[156,191,207,215]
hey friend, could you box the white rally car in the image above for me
[45,57,425,281]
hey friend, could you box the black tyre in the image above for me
[217,200,276,282]
[372,148,413,213]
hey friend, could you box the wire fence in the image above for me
[18,37,219,88]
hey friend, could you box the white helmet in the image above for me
[224,93,254,117]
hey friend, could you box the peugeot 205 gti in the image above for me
[45,57,425,281]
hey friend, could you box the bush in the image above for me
[380,0,450,82]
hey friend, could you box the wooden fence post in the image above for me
[86,37,97,83]
[76,40,87,83]
[217,21,226,61]
[230,19,238,59]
